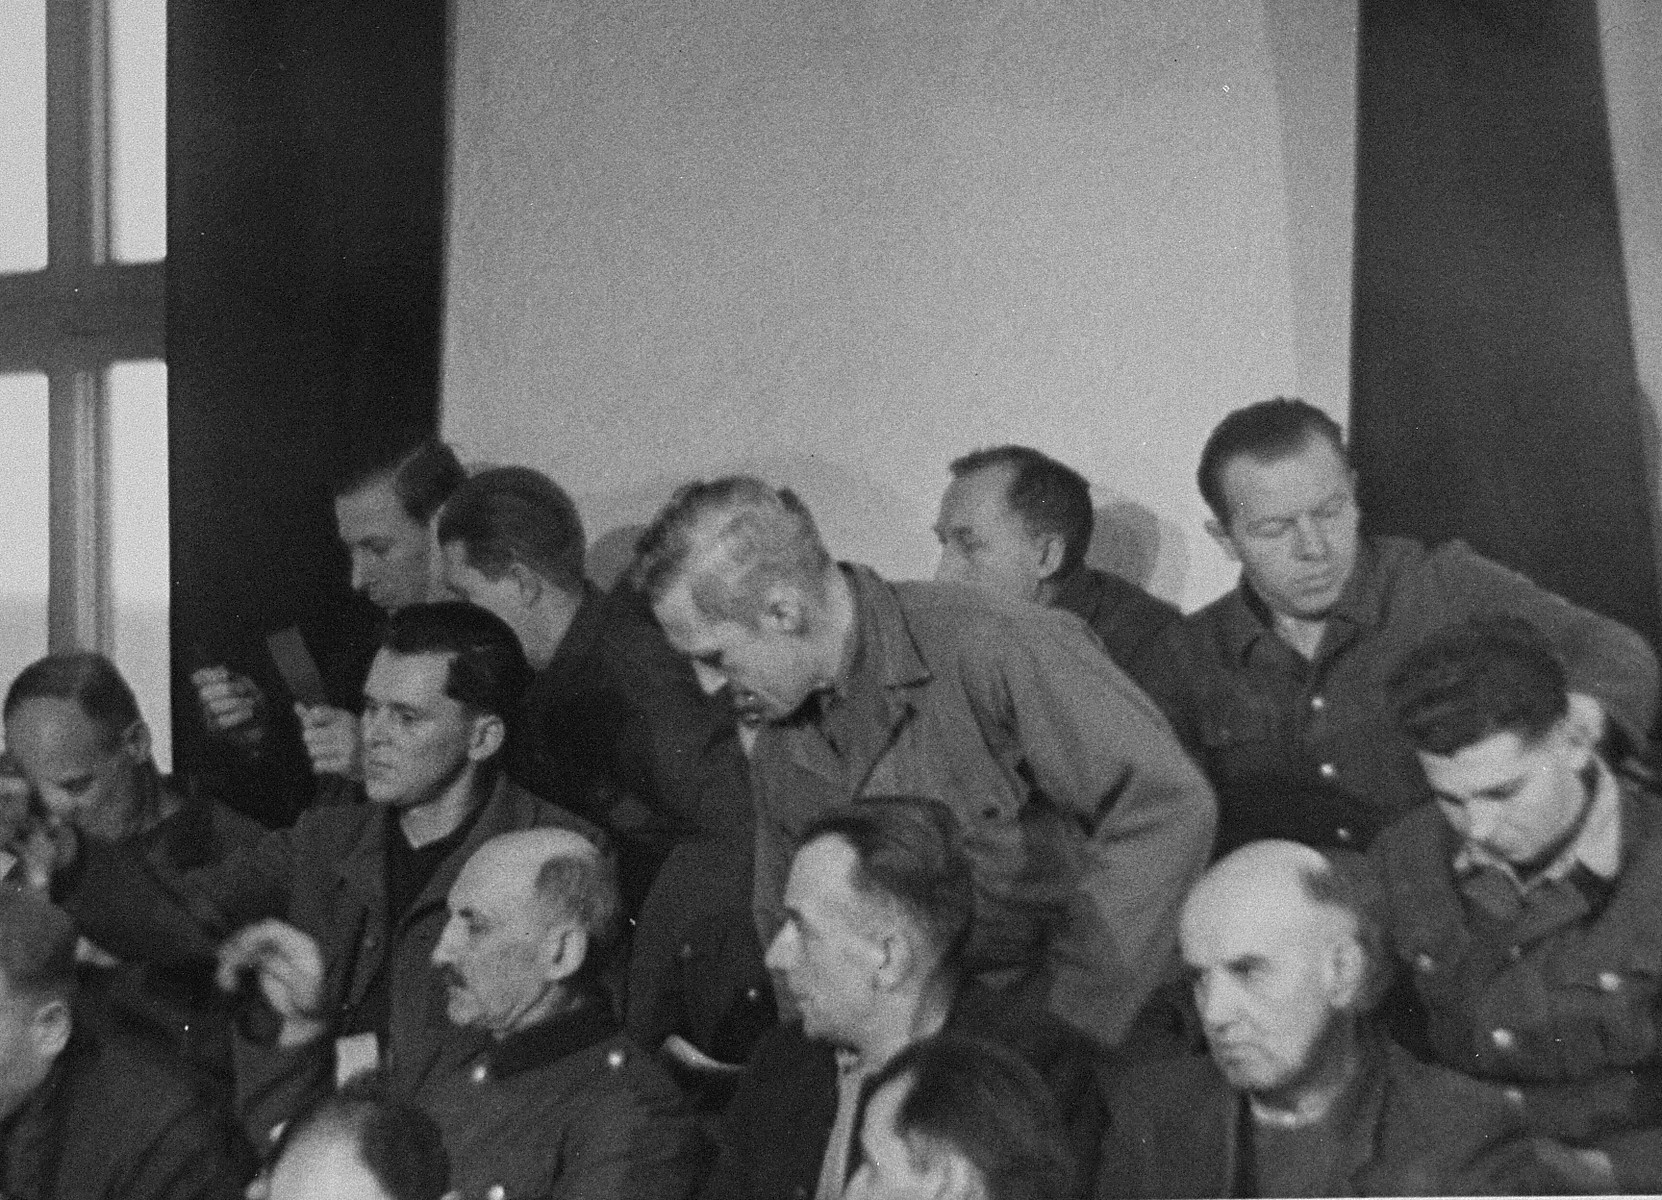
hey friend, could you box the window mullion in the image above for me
[47,370,112,652]
[45,0,111,271]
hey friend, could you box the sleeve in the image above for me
[989,614,1217,1046]
[550,1070,705,1200]
[1435,541,1659,745]
[109,1105,254,1200]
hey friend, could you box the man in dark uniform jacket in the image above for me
[1102,840,1560,1198]
[436,466,772,1067]
[1155,397,1655,855]
[701,798,1106,1200]
[38,604,596,1148]
[0,889,251,1199]
[932,444,1181,700]
[1375,615,1662,1193]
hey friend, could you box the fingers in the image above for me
[216,918,325,1015]
[194,668,265,735]
[295,706,361,777]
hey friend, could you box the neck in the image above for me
[399,767,489,848]
[1272,611,1327,660]
[855,972,955,1071]
[526,586,585,671]
[493,981,586,1040]
[1249,1018,1359,1127]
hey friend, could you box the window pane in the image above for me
[0,0,48,272]
[108,361,170,769]
[109,0,166,264]
[0,376,50,709]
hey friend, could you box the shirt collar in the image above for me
[1218,538,1381,666]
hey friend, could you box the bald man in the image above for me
[1100,841,1560,1198]
[227,829,702,1200]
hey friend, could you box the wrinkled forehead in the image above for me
[1218,436,1351,515]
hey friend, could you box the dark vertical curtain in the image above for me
[1350,0,1659,647]
[167,0,449,821]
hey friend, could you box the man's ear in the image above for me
[30,997,70,1062]
[1205,517,1241,563]
[1328,935,1367,1012]
[118,719,152,768]
[1563,691,1607,751]
[1035,533,1068,582]
[465,712,506,763]
[760,585,808,636]
[541,924,590,983]
[872,929,914,993]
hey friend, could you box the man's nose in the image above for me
[350,553,372,593]
[1196,977,1239,1033]
[763,925,794,973]
[1292,516,1330,560]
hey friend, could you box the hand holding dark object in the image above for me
[191,665,269,750]
[217,918,329,1049]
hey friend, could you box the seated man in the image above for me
[633,476,1215,1048]
[1101,839,1560,1198]
[1157,397,1656,854]
[1375,615,1662,1193]
[3,651,264,1088]
[845,1033,1077,1200]
[254,1074,450,1200]
[700,797,1104,1200]
[38,603,595,1147]
[436,466,771,1067]
[932,445,1181,699]
[0,887,250,1198]
[233,828,702,1200]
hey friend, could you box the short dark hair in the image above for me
[1197,398,1348,526]
[271,1073,449,1200]
[378,602,532,726]
[630,476,831,625]
[1389,614,1569,757]
[0,889,77,1007]
[436,467,587,598]
[334,436,466,523]
[950,446,1093,576]
[4,653,142,751]
[865,1034,1075,1200]
[799,797,975,970]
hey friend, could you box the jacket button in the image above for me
[745,988,760,1002]
[1503,1087,1525,1107]
[1491,1028,1515,1051]
[607,1048,626,1069]
[1507,944,1523,962]
[1310,695,1326,711]
[1599,971,1622,992]
[1335,827,1352,844]
[1415,953,1435,973]
[471,1062,489,1085]
[488,1186,506,1200]
[1319,763,1337,779]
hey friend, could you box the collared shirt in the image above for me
[1454,758,1624,898]
[1157,535,1658,853]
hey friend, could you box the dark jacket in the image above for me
[751,565,1215,1047]
[58,774,592,1147]
[1099,1037,1555,1197]
[1154,536,1657,854]
[1372,766,1662,1191]
[0,1025,251,1200]
[1050,564,1183,708]
[699,985,1107,1200]
[417,1001,703,1200]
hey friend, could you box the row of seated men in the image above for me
[0,393,1655,1197]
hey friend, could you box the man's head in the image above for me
[3,652,155,840]
[359,603,531,809]
[632,476,837,720]
[431,829,619,1036]
[333,438,466,613]
[845,1034,1074,1200]
[436,467,587,670]
[261,1074,449,1200]
[1180,840,1374,1103]
[933,446,1092,605]
[0,890,76,1123]
[765,797,973,1048]
[1391,615,1602,870]
[1199,398,1359,622]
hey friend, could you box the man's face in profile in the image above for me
[336,478,434,614]
[933,463,1055,604]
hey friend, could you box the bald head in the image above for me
[432,828,617,1035]
[1181,841,1368,1101]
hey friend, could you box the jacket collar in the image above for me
[480,997,620,1082]
[1215,537,1386,667]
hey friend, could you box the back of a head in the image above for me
[1197,398,1347,525]
[532,836,624,985]
[1389,614,1568,757]
[870,1033,1075,1200]
[629,475,831,624]
[379,601,532,724]
[800,797,975,973]
[270,1074,449,1200]
[3,652,141,750]
[334,435,466,523]
[950,446,1094,576]
[0,888,78,1009]
[436,466,587,598]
